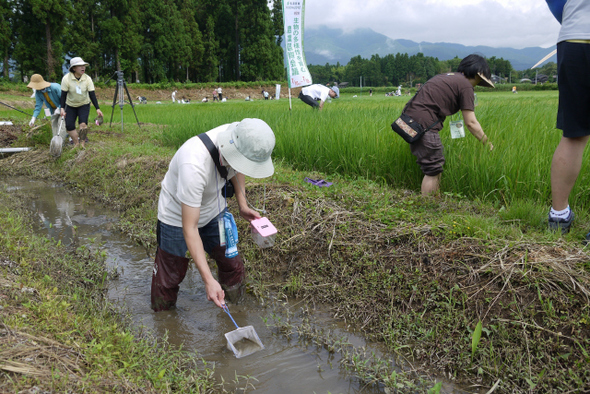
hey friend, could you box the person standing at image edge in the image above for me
[545,0,590,241]
[60,57,103,148]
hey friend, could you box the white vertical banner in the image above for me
[282,0,312,89]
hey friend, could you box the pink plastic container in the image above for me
[250,217,277,248]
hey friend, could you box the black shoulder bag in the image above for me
[391,90,442,144]
[197,133,235,198]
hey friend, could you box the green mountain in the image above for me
[303,27,556,71]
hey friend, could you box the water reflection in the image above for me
[2,176,472,394]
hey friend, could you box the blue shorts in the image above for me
[157,210,225,257]
[556,41,590,138]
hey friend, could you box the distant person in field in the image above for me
[545,0,590,240]
[298,84,339,110]
[512,86,517,94]
[28,74,67,155]
[60,57,103,149]
[172,90,177,103]
[212,89,219,101]
[217,86,223,100]
[397,54,495,196]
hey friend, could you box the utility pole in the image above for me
[360,76,363,96]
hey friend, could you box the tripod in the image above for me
[108,71,141,131]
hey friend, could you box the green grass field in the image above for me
[4,90,586,210]
[110,90,588,217]
[3,89,590,392]
[6,90,585,215]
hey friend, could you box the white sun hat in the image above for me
[218,118,276,178]
[69,57,89,72]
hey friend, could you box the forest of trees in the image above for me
[308,53,517,87]
[0,0,285,83]
[0,0,558,87]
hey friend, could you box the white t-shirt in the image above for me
[158,124,237,228]
[301,84,331,103]
[558,0,590,42]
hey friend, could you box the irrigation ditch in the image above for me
[1,119,590,392]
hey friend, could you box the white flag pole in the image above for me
[531,49,557,69]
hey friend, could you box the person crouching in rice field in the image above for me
[27,74,68,156]
[60,57,103,149]
[298,84,339,110]
[397,54,495,195]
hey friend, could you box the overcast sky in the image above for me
[304,0,561,49]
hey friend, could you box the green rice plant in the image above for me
[471,320,483,360]
[39,90,590,214]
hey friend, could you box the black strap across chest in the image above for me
[197,133,228,179]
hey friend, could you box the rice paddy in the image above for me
[118,90,590,215]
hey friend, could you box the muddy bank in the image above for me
[1,84,301,108]
[1,125,590,392]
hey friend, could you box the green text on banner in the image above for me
[282,0,312,88]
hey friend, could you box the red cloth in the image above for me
[211,245,245,288]
[151,247,189,311]
[150,246,245,311]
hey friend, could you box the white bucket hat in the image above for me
[69,57,89,72]
[218,118,275,178]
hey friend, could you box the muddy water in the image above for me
[2,177,470,393]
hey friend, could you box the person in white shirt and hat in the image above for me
[151,118,276,311]
[298,84,339,110]
[60,57,103,148]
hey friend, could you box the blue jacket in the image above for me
[33,82,62,118]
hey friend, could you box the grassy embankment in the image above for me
[0,190,220,392]
[1,90,590,392]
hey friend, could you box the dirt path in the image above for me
[2,85,301,108]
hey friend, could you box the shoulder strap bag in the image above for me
[197,133,234,198]
[390,89,442,144]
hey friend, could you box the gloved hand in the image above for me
[29,117,36,126]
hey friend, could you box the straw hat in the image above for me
[477,72,495,88]
[69,57,89,72]
[218,118,275,178]
[27,74,50,90]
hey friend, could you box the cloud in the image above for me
[305,0,560,49]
